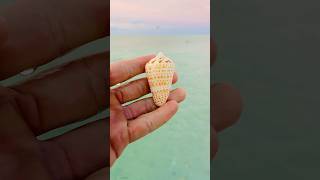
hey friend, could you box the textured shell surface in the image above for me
[145,52,175,106]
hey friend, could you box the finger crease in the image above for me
[51,11,69,56]
[110,140,120,160]
[81,61,100,111]
[137,81,147,95]
[115,89,125,104]
[54,141,76,179]
[123,106,135,120]
[11,88,43,134]
[125,65,136,80]
[43,8,68,57]
[127,124,135,143]
[29,94,43,134]
[145,99,156,112]
[146,119,154,133]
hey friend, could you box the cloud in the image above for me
[111,0,210,34]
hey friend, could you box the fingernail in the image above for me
[0,16,8,45]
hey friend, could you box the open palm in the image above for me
[0,0,109,179]
[109,55,186,166]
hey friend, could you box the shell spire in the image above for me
[145,52,175,106]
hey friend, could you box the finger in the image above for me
[0,94,34,143]
[0,0,108,79]
[212,83,242,132]
[113,73,178,104]
[0,97,54,179]
[44,119,107,179]
[128,100,179,142]
[123,88,186,120]
[11,52,107,135]
[0,16,7,46]
[110,55,155,86]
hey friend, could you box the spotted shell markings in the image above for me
[145,52,175,106]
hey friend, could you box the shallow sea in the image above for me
[110,35,210,180]
[0,34,210,179]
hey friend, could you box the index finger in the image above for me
[0,17,7,46]
[0,0,108,80]
[12,52,107,135]
[110,55,155,86]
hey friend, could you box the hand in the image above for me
[211,42,243,158]
[110,55,186,166]
[0,0,108,79]
[0,0,108,179]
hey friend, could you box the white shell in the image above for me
[145,52,175,106]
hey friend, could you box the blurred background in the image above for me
[111,0,209,35]
[213,0,320,179]
[111,0,210,179]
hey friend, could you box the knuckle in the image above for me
[144,99,156,112]
[114,88,125,104]
[123,106,135,120]
[145,119,155,133]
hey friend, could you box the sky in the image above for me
[111,0,210,35]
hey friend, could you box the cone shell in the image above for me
[145,52,175,106]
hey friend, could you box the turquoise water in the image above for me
[111,35,210,180]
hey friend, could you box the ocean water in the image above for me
[111,35,210,180]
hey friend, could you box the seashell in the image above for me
[145,52,175,106]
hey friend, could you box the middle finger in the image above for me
[11,52,107,135]
[112,73,177,104]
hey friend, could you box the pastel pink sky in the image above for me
[111,0,210,34]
